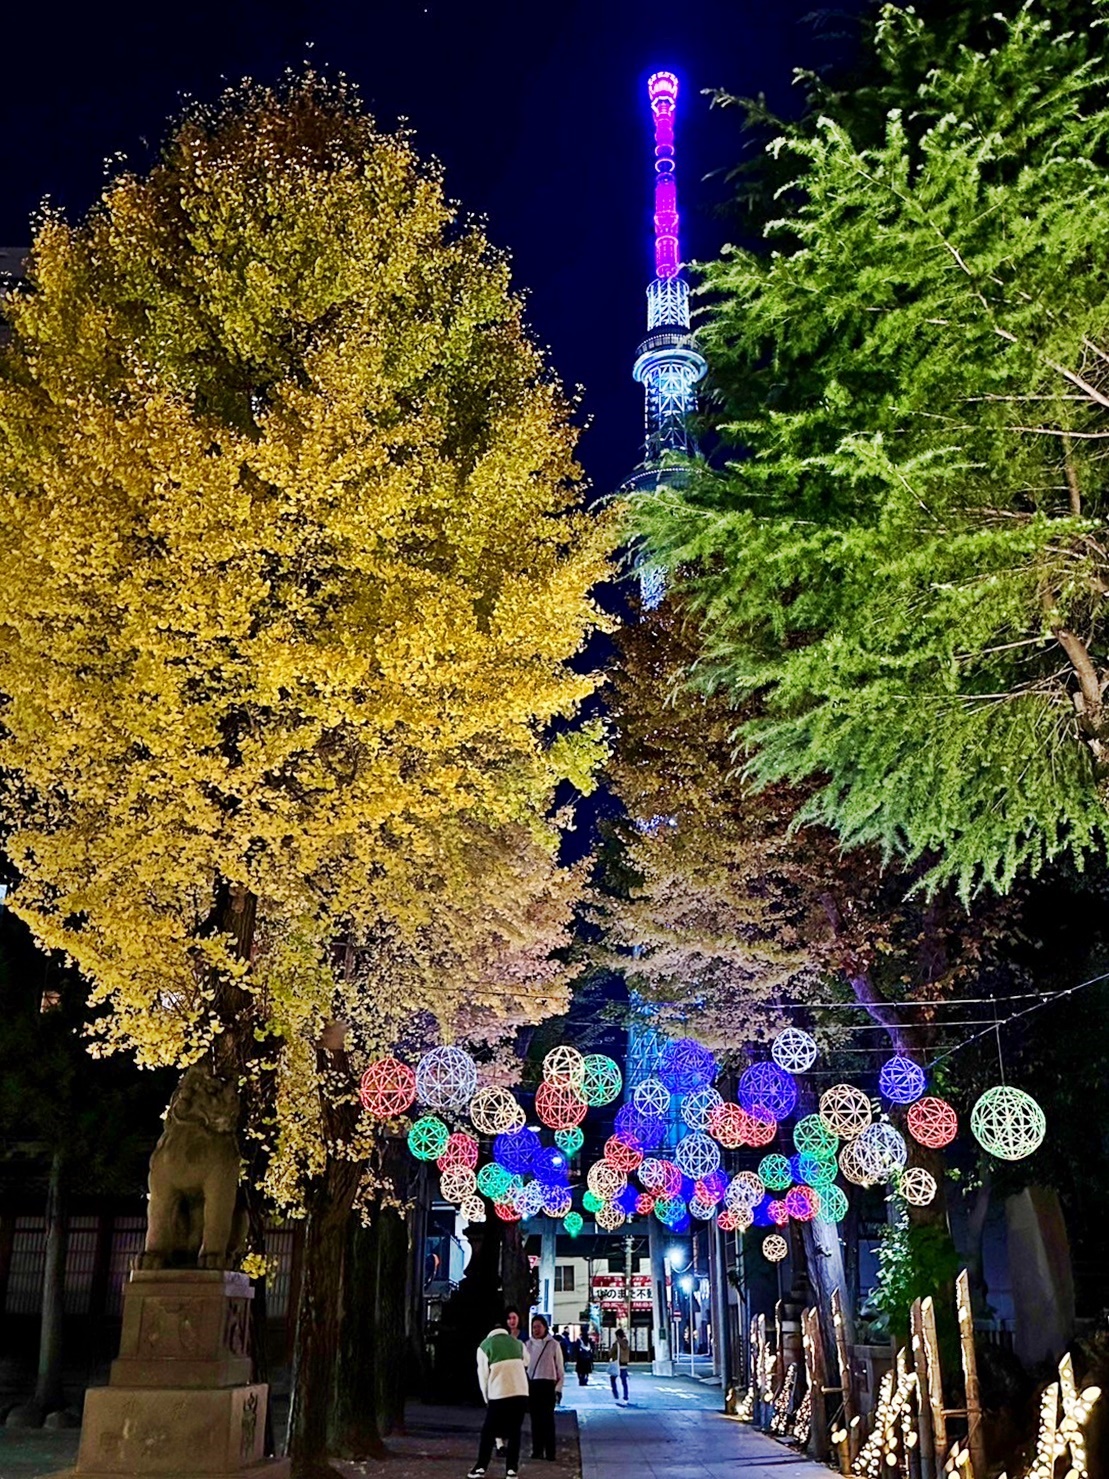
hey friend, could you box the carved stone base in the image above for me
[56,1269,286,1479]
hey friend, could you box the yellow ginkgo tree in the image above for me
[0,74,612,1474]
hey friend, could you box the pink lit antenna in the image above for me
[648,71,680,278]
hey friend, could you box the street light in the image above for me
[678,1274,695,1377]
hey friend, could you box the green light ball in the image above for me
[794,1114,838,1159]
[555,1126,584,1156]
[759,1153,793,1192]
[582,1189,604,1214]
[476,1162,512,1199]
[564,1211,584,1237]
[581,1054,623,1107]
[970,1086,1046,1162]
[816,1184,849,1223]
[798,1153,837,1188]
[408,1116,449,1161]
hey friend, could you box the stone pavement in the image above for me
[564,1370,833,1479]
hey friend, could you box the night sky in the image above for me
[1,0,865,500]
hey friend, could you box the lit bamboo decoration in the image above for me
[956,1270,986,1479]
[832,1287,857,1465]
[771,1362,798,1435]
[851,1358,919,1479]
[734,1316,757,1422]
[920,1295,948,1464]
[995,1353,1100,1479]
[910,1299,937,1479]
[775,1297,786,1391]
[804,1305,830,1460]
[755,1312,772,1424]
[793,1385,813,1447]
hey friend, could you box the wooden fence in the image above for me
[727,1270,1100,1479]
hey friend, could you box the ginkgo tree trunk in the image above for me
[0,75,612,1477]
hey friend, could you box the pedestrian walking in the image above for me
[526,1314,564,1461]
[554,1324,572,1363]
[573,1325,594,1386]
[468,1311,529,1479]
[608,1328,630,1405]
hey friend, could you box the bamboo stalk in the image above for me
[911,1298,937,1479]
[831,1287,856,1466]
[920,1295,948,1464]
[956,1271,986,1479]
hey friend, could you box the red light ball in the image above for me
[742,1106,778,1148]
[535,1080,588,1130]
[784,1185,817,1222]
[437,1131,479,1172]
[907,1096,958,1149]
[359,1058,417,1119]
[604,1133,644,1172]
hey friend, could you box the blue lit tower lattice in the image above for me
[624,70,707,609]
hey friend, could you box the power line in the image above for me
[926,969,1109,1070]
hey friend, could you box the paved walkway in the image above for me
[564,1371,832,1479]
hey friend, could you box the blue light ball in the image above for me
[494,1127,540,1175]
[752,1195,774,1227]
[615,1184,640,1216]
[533,1145,569,1186]
[659,1038,718,1095]
[614,1104,666,1152]
[738,1062,798,1122]
[878,1056,927,1105]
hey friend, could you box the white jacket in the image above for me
[526,1334,565,1391]
[477,1327,530,1402]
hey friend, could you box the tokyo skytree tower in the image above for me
[624,70,707,609]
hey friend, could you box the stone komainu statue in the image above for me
[139,1064,246,1270]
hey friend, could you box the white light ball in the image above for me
[595,1202,627,1231]
[587,1161,626,1199]
[470,1086,525,1137]
[681,1086,725,1130]
[819,1083,873,1140]
[417,1046,478,1111]
[633,1077,672,1116]
[440,1166,477,1203]
[900,1167,938,1207]
[771,1027,818,1074]
[543,1045,586,1090]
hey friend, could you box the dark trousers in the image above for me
[529,1378,558,1459]
[609,1366,629,1401]
[575,1359,591,1385]
[477,1395,528,1472]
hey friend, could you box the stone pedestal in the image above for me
[58,1270,287,1479]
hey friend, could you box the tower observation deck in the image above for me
[624,71,707,606]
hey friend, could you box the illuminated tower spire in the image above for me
[625,71,707,606]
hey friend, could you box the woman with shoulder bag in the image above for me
[525,1314,564,1461]
[607,1328,630,1405]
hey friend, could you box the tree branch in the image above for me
[817,891,914,1056]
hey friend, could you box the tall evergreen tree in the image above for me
[633,3,1109,896]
